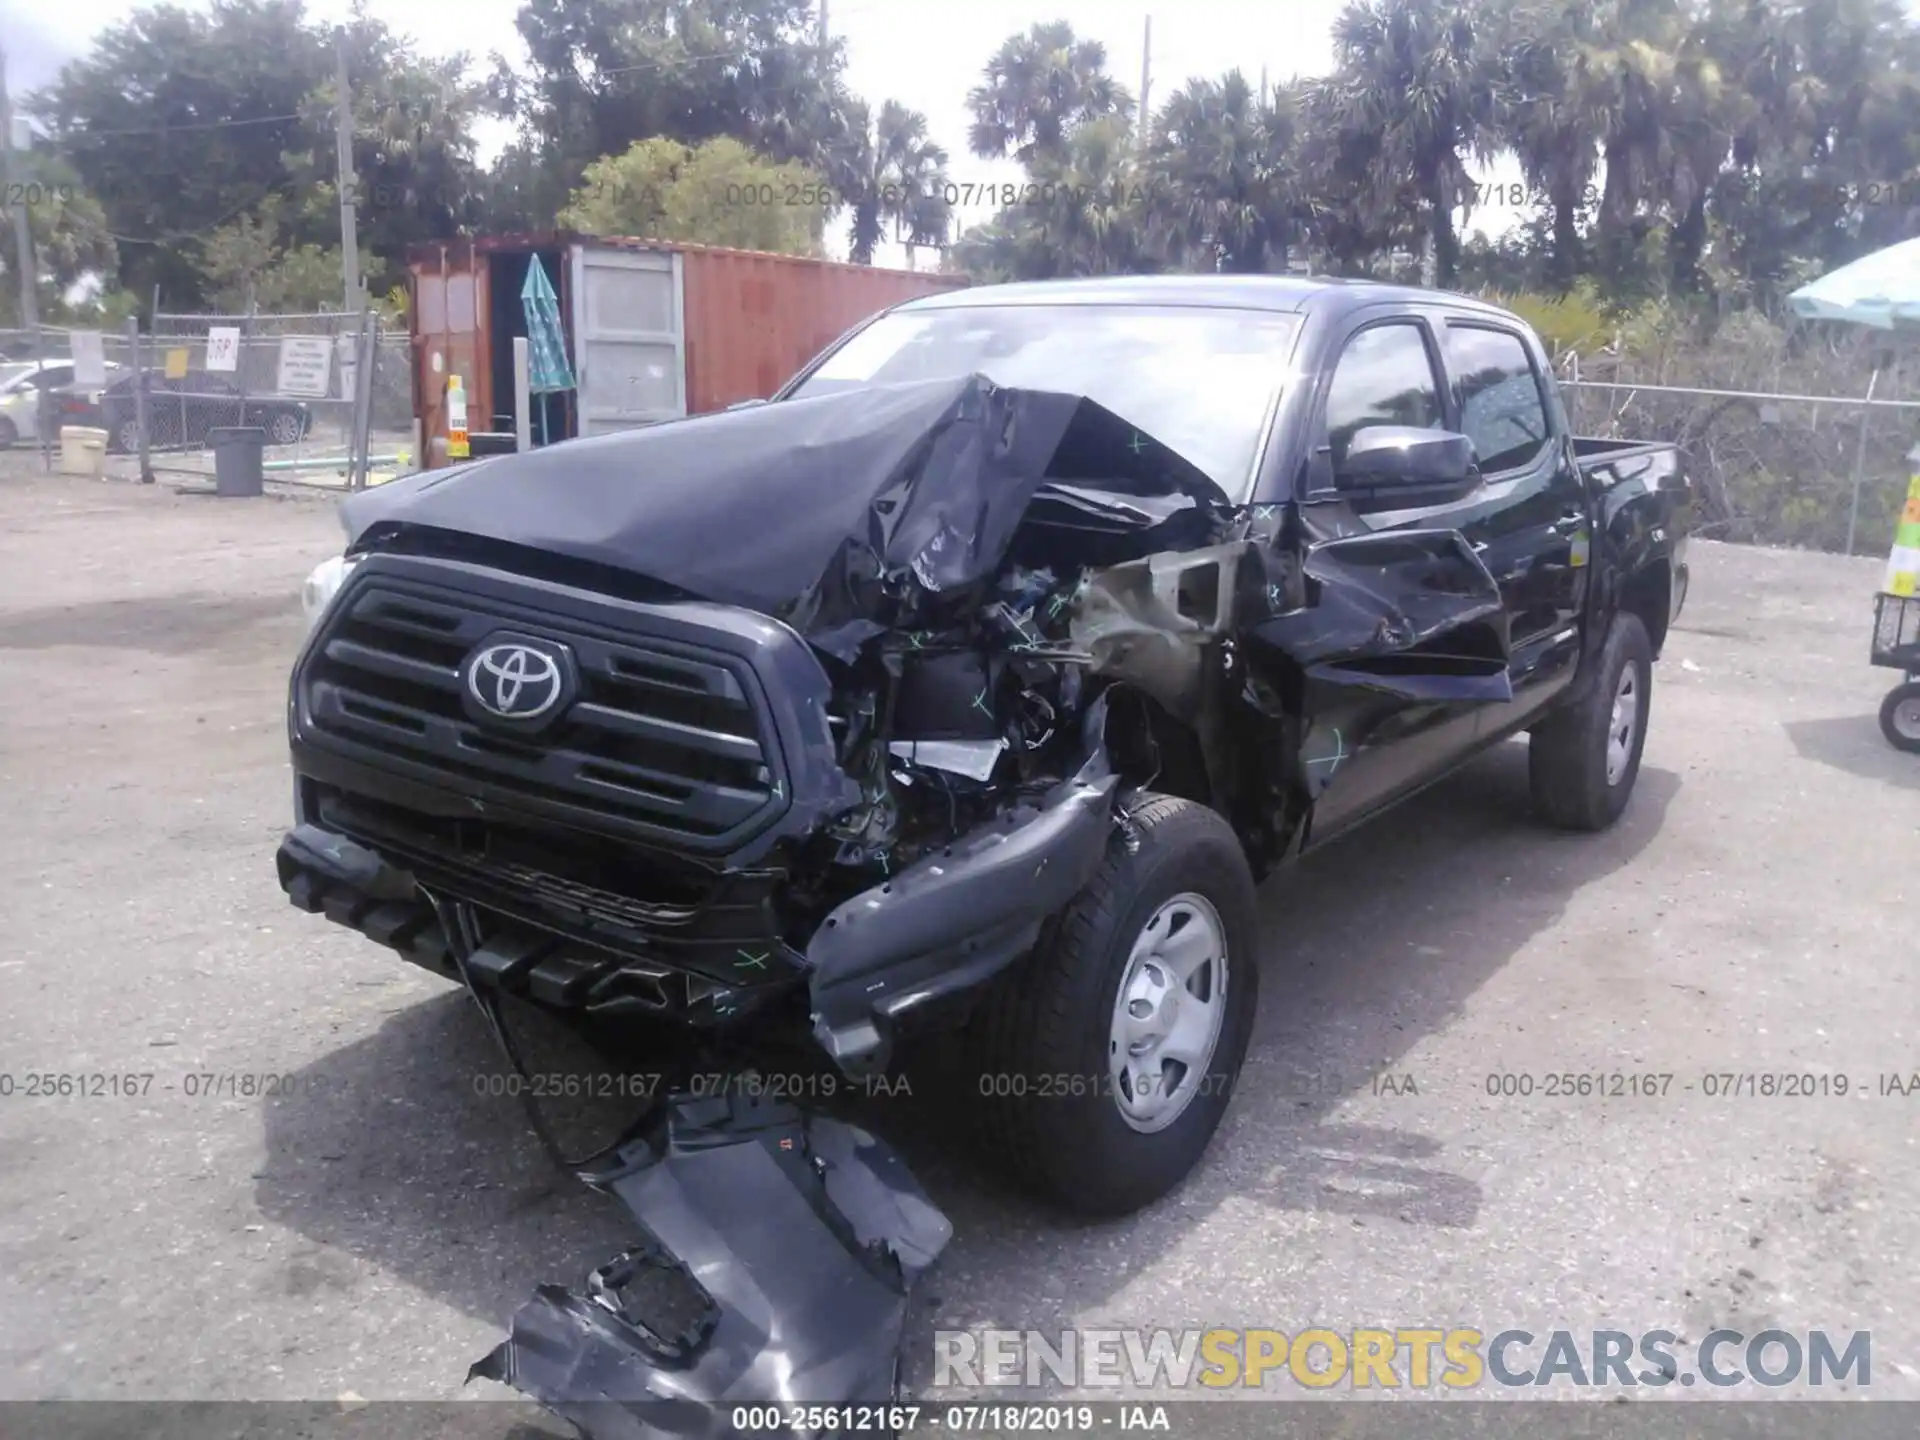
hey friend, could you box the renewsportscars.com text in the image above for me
[933,1327,1870,1390]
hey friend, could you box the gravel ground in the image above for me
[2,465,1917,1422]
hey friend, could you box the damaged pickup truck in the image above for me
[282,276,1690,1220]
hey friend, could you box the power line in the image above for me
[55,111,309,141]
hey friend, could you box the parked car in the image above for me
[279,276,1692,1221]
[0,359,126,446]
[99,370,313,452]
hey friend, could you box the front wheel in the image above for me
[1529,611,1653,830]
[966,793,1261,1218]
[1881,681,1920,754]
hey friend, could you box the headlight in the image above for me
[301,554,359,634]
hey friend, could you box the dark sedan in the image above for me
[100,370,314,452]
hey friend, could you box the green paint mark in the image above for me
[1127,431,1147,456]
[736,950,769,970]
[971,686,993,718]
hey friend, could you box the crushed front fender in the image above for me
[806,734,1120,1073]
[471,1087,951,1438]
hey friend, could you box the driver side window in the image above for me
[1322,322,1444,472]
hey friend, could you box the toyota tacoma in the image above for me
[281,275,1691,1219]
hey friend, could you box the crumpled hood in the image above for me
[342,374,1227,655]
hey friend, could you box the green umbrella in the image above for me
[520,256,575,445]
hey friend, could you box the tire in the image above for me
[266,410,303,446]
[966,793,1261,1218]
[1529,610,1653,830]
[1881,681,1920,754]
[112,417,141,454]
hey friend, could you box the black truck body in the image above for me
[280,275,1691,1218]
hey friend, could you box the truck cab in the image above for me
[281,275,1691,1219]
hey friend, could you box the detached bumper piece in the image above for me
[471,1087,952,1440]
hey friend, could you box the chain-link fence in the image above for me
[0,324,144,465]
[142,311,414,485]
[1,314,412,488]
[1555,324,1920,558]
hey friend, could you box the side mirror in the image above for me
[1335,426,1480,507]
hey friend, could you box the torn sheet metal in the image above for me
[1251,528,1514,704]
[472,1087,951,1438]
[888,738,1005,782]
[1069,541,1255,718]
[339,375,1230,659]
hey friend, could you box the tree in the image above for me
[952,116,1153,281]
[1494,0,1611,290]
[833,100,952,265]
[1144,72,1302,273]
[34,0,330,308]
[195,215,344,312]
[558,136,826,255]
[285,19,490,291]
[1296,74,1429,276]
[0,152,119,325]
[967,21,1133,164]
[1310,0,1507,288]
[505,0,852,209]
[32,0,488,308]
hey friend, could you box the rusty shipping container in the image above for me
[405,234,968,468]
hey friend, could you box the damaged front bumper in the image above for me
[471,1086,952,1437]
[276,751,1120,1073]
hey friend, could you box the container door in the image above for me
[570,245,686,436]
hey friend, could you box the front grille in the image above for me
[301,577,788,852]
[313,789,794,983]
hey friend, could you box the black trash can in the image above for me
[209,426,266,497]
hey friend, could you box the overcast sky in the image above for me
[1,0,1535,261]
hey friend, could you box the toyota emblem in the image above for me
[466,641,567,720]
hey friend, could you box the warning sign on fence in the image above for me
[275,336,333,398]
[205,326,240,373]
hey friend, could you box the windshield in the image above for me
[789,304,1301,500]
[0,363,37,392]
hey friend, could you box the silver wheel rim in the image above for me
[1896,697,1920,741]
[1606,665,1641,786]
[1108,892,1229,1134]
[116,421,139,451]
[269,414,300,445]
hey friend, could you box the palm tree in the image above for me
[1309,0,1507,288]
[953,116,1151,281]
[967,22,1133,164]
[1295,79,1427,276]
[1496,0,1610,290]
[835,100,953,265]
[1145,72,1303,273]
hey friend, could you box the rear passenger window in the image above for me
[1322,323,1443,471]
[1445,325,1550,471]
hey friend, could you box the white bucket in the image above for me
[59,426,109,478]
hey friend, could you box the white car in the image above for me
[0,360,125,447]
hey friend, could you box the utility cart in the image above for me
[1875,463,1920,752]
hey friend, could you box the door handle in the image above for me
[1551,512,1587,536]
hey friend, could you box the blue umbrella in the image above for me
[520,255,575,445]
[1789,237,1920,330]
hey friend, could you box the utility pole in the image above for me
[0,44,41,337]
[1260,64,1269,109]
[1138,16,1153,144]
[818,0,828,46]
[333,28,361,317]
